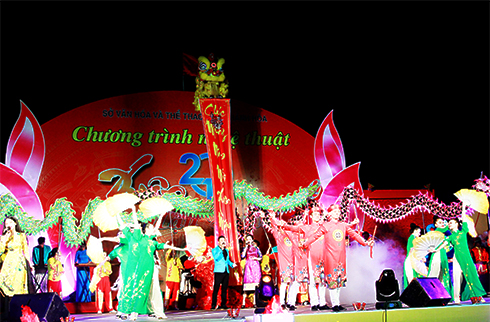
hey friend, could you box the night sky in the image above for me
[1,2,488,205]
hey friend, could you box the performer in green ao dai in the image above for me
[433,209,486,304]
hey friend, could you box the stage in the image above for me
[69,298,490,322]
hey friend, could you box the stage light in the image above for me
[376,269,399,301]
[376,301,402,309]
[258,275,275,300]
[375,269,402,310]
[254,274,277,314]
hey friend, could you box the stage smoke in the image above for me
[339,239,405,304]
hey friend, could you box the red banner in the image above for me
[199,98,241,283]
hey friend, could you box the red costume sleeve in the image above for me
[270,217,279,229]
[304,224,327,248]
[346,226,367,246]
[282,223,302,233]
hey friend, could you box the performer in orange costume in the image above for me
[471,238,489,275]
[470,237,489,294]
[96,252,114,314]
[165,249,183,310]
[47,248,64,296]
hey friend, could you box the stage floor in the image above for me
[70,298,490,322]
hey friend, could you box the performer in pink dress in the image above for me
[265,211,295,308]
[281,207,328,311]
[242,234,263,306]
[304,204,373,312]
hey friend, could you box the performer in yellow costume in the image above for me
[0,216,29,297]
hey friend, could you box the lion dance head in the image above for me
[193,53,229,111]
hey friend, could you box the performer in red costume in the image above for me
[262,210,295,309]
[287,229,308,310]
[192,236,217,310]
[304,204,373,312]
[275,216,309,310]
[280,207,329,311]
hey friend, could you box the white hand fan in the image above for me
[86,235,105,264]
[411,231,446,260]
[409,250,428,276]
[183,226,207,257]
[139,197,174,219]
[93,193,140,232]
[454,189,489,214]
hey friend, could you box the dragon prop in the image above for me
[339,186,463,223]
[242,185,471,237]
[0,179,321,247]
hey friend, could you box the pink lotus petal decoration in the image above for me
[0,101,73,292]
[0,163,44,219]
[314,111,345,187]
[1,101,45,220]
[314,111,364,229]
[319,162,362,205]
[6,101,45,191]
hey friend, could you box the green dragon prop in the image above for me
[0,179,321,247]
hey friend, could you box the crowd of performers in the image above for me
[1,200,489,321]
[255,203,375,312]
[0,217,90,301]
[404,213,489,304]
[0,211,187,321]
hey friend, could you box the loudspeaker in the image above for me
[178,292,196,310]
[400,277,451,307]
[0,289,11,322]
[9,292,70,322]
